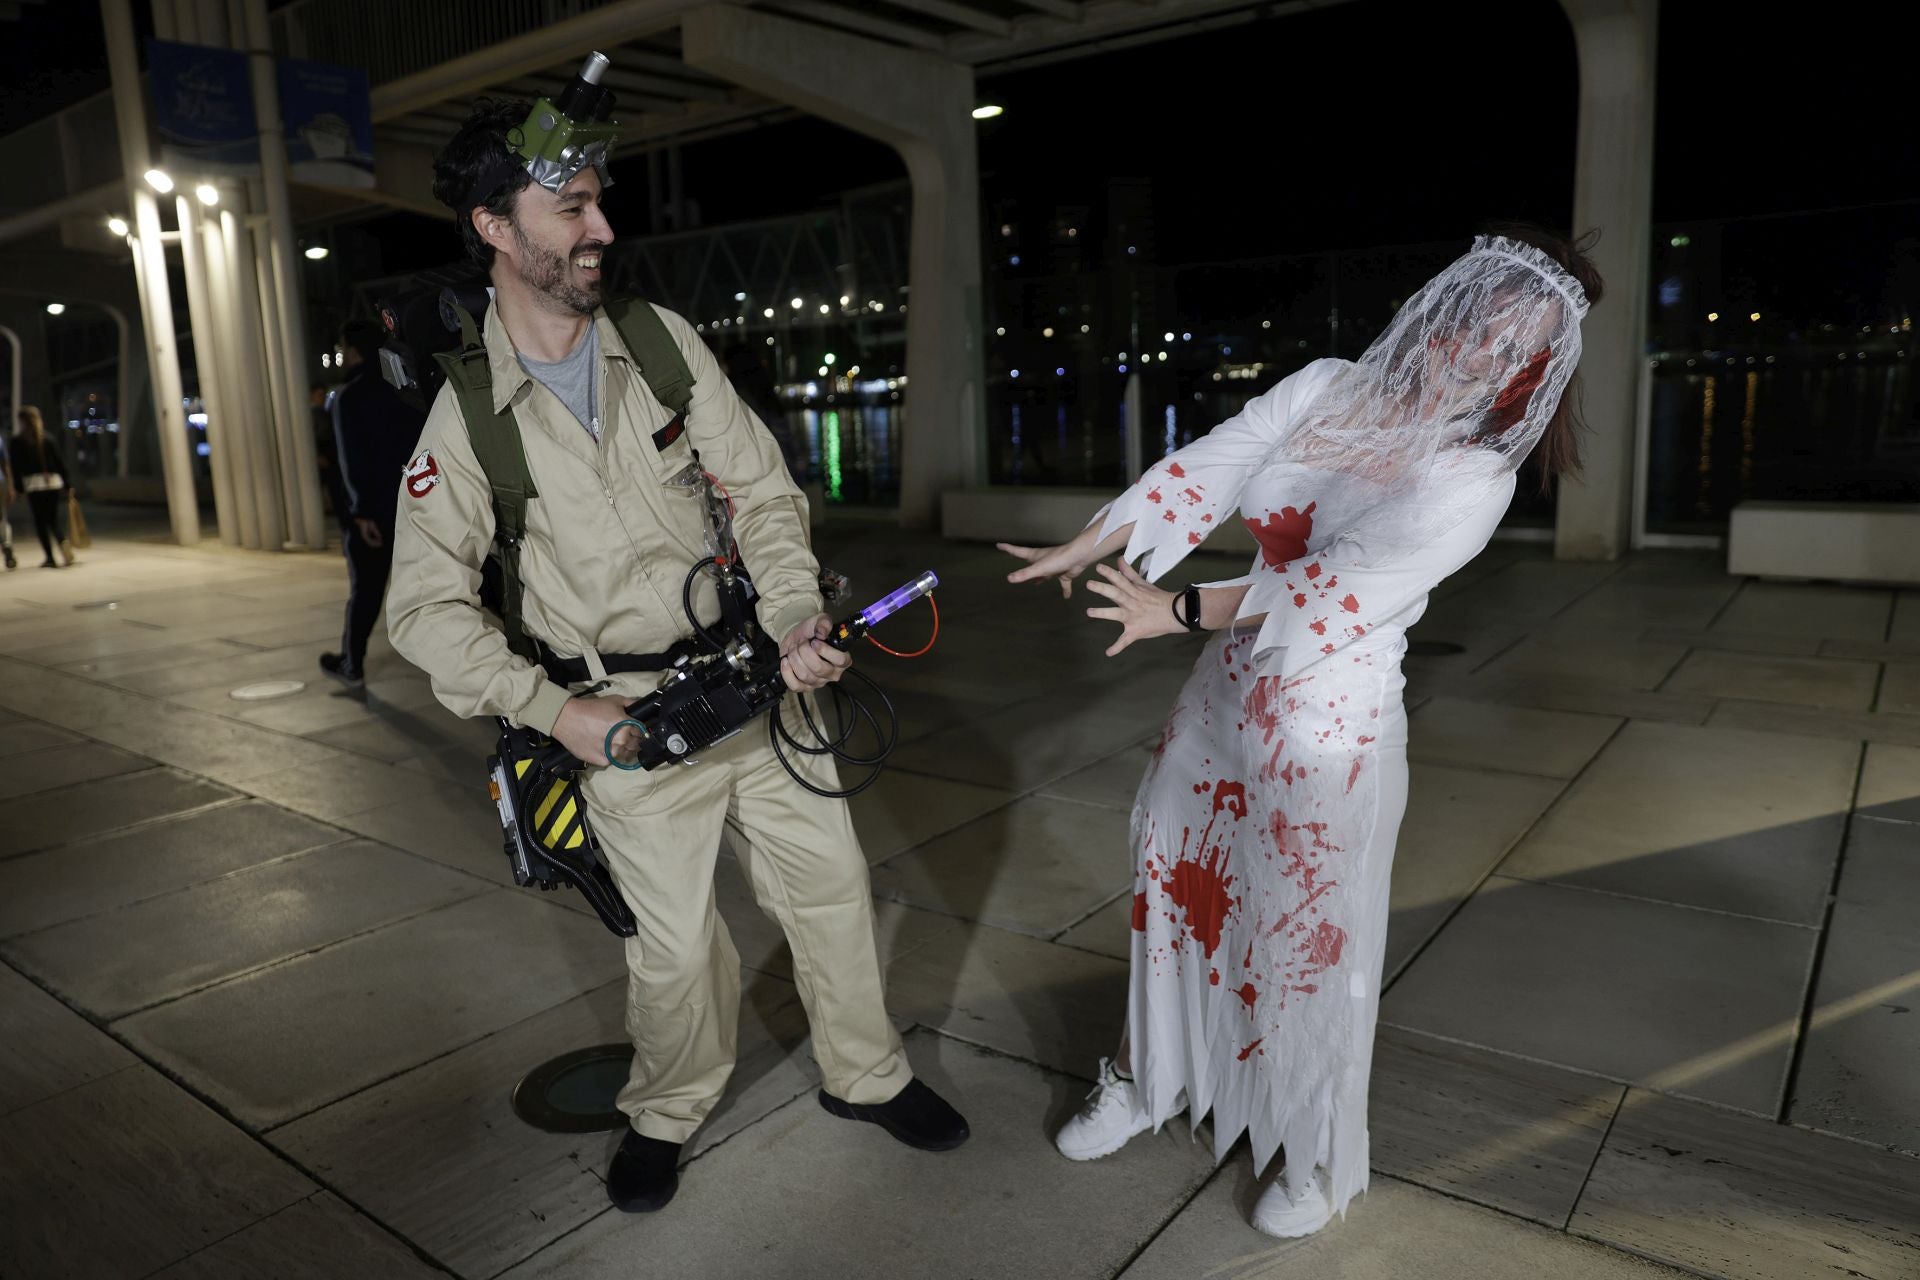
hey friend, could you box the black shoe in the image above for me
[2,546,14,570]
[607,1130,682,1212]
[319,652,364,686]
[818,1078,970,1151]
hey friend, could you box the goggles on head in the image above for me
[458,51,622,213]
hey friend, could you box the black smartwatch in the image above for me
[1171,585,1204,632]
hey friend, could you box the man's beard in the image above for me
[514,225,602,315]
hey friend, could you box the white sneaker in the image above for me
[1250,1166,1333,1238]
[1054,1058,1153,1161]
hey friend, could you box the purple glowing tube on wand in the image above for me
[828,571,938,649]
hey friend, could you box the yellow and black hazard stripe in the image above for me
[517,758,587,852]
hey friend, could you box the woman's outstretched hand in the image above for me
[999,525,1103,598]
[1083,559,1183,657]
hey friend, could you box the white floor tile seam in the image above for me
[0,835,362,943]
[1561,1230,1734,1280]
[0,789,249,865]
[1047,885,1135,946]
[1852,811,1920,830]
[1371,1020,1834,1130]
[1868,660,1894,715]
[1399,748,1594,783]
[84,883,502,1026]
[1784,1117,1920,1163]
[0,648,359,771]
[253,974,637,1144]
[1381,717,1634,994]
[1475,872,1829,932]
[1709,696,1920,740]
[1772,744,1872,1128]
[1559,1081,1631,1233]
[0,1030,145,1122]
[845,783,1035,876]
[121,1190,441,1280]
[0,763,177,826]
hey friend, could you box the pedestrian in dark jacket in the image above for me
[8,406,75,568]
[320,321,426,683]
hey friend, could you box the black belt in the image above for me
[536,637,704,686]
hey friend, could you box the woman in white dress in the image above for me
[1001,229,1600,1238]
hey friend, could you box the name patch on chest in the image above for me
[651,413,687,452]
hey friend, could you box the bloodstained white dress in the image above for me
[1094,358,1516,1217]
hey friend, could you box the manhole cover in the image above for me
[1406,640,1466,657]
[230,680,307,701]
[512,1044,630,1133]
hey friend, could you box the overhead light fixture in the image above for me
[144,168,174,193]
[304,245,329,260]
[45,302,66,316]
[195,184,219,206]
[971,104,1004,120]
[106,216,129,237]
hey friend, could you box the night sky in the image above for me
[3,2,1913,276]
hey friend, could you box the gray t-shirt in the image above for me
[518,322,600,440]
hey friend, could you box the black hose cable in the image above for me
[780,681,861,755]
[681,558,728,653]
[769,701,889,798]
[794,670,896,767]
[678,556,903,797]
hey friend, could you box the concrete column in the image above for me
[219,204,286,549]
[1123,370,1143,482]
[1,323,19,428]
[200,209,264,548]
[176,195,239,544]
[682,4,986,530]
[243,0,327,551]
[102,0,202,544]
[1554,0,1657,561]
[104,302,139,478]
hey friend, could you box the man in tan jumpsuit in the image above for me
[388,99,967,1214]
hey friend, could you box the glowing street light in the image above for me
[45,302,66,316]
[304,245,329,260]
[971,104,1004,120]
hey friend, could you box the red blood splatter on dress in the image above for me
[1242,502,1316,569]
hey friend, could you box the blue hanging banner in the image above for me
[148,39,260,174]
[278,57,375,190]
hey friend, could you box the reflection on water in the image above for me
[794,401,899,504]
[1648,354,1918,535]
